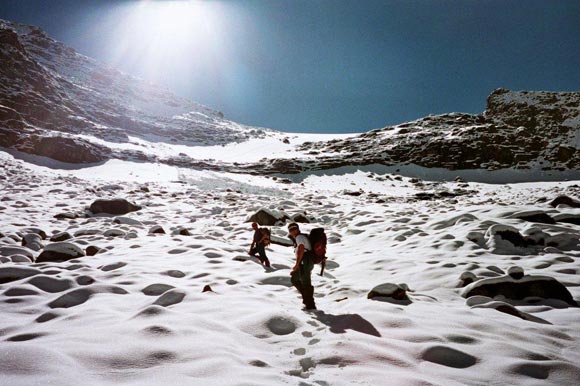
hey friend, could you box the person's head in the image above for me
[287,222,300,238]
[251,222,258,230]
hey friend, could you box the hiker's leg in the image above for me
[304,285,316,309]
[257,244,269,267]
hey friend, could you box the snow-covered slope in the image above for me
[1,150,579,386]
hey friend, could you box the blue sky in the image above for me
[1,0,580,133]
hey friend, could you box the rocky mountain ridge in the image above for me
[0,19,269,164]
[0,19,578,175]
[243,89,579,175]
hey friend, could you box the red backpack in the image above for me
[307,228,327,264]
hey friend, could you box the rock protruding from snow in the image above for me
[507,266,524,280]
[36,242,85,263]
[549,195,580,208]
[461,274,577,307]
[0,246,35,260]
[368,283,410,302]
[89,198,141,215]
[21,233,44,251]
[247,208,289,226]
[149,225,166,234]
[50,231,72,242]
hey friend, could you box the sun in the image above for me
[105,0,229,82]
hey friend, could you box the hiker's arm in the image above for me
[291,244,305,273]
[249,239,256,253]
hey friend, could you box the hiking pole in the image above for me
[319,259,326,276]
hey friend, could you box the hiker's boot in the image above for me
[263,258,271,268]
[304,285,316,310]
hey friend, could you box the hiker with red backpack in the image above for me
[288,222,327,310]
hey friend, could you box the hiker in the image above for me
[288,222,321,310]
[248,222,271,267]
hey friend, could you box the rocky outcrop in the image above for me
[244,89,580,175]
[0,19,269,164]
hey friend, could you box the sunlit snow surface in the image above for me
[0,138,579,386]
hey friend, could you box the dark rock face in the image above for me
[0,19,265,165]
[238,89,580,175]
[89,199,141,215]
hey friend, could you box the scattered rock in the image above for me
[36,242,85,263]
[0,246,35,260]
[461,274,577,306]
[149,225,166,234]
[85,245,102,256]
[247,208,290,226]
[22,227,47,239]
[0,267,41,284]
[458,271,477,287]
[50,232,72,242]
[89,198,141,215]
[368,283,410,303]
[54,212,79,219]
[21,233,43,251]
[104,229,127,237]
[202,285,213,293]
[549,195,580,208]
[142,283,175,296]
[292,212,311,223]
[113,216,143,226]
[507,266,524,280]
[153,289,186,307]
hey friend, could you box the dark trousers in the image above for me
[250,243,270,267]
[293,282,316,309]
[291,269,316,310]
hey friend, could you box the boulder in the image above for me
[113,216,143,226]
[549,195,580,208]
[37,242,85,263]
[0,267,41,284]
[368,283,410,302]
[292,212,311,223]
[89,198,141,215]
[21,233,44,251]
[461,274,577,306]
[172,227,191,236]
[54,212,79,219]
[22,227,47,239]
[458,271,477,287]
[247,208,290,226]
[50,232,72,242]
[85,245,102,256]
[510,210,556,224]
[507,266,524,280]
[103,229,126,237]
[149,225,166,234]
[0,246,35,260]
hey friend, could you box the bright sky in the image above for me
[1,0,580,133]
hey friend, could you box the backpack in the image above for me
[306,228,327,264]
[259,227,271,246]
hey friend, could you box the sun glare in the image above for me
[105,0,230,86]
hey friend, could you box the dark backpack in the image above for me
[306,228,327,264]
[259,227,271,246]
